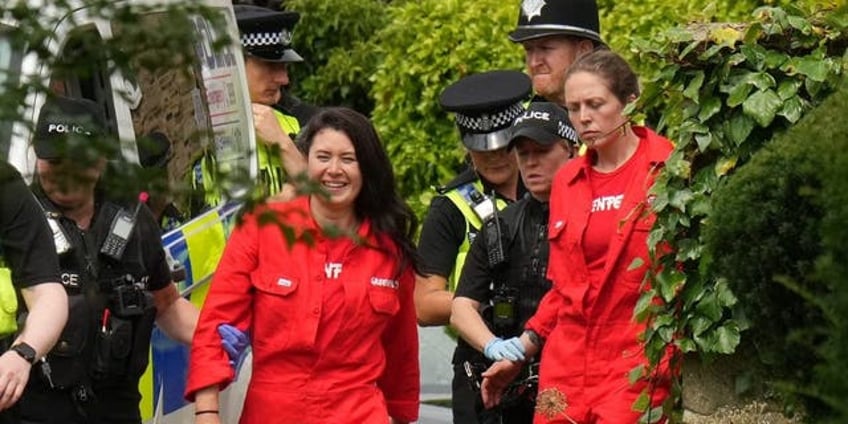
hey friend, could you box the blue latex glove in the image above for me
[483,336,526,362]
[218,324,250,372]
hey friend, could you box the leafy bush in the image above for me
[369,0,522,214]
[809,80,848,422]
[706,74,848,422]
[705,102,827,416]
[284,0,401,113]
[632,4,848,420]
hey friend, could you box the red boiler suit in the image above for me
[526,127,673,423]
[185,196,419,423]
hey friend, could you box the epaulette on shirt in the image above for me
[437,167,478,195]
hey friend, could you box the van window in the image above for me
[0,28,23,159]
[49,27,117,136]
[115,10,250,223]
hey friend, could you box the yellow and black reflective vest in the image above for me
[442,180,508,293]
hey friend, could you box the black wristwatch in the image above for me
[10,342,37,364]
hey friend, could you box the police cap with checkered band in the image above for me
[439,70,532,152]
[235,5,303,63]
[508,0,602,44]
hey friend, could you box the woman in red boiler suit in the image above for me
[186,108,420,424]
[481,50,674,423]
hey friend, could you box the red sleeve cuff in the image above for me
[386,399,419,423]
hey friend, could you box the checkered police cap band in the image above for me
[558,121,579,145]
[455,102,525,134]
[241,29,292,48]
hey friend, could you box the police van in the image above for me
[1,0,253,422]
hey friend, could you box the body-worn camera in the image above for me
[100,274,149,317]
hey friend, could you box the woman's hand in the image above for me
[480,360,523,409]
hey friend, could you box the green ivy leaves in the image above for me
[633,4,845,420]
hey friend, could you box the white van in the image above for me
[1,1,254,422]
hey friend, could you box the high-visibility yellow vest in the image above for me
[0,260,17,337]
[256,110,300,196]
[442,180,508,293]
[195,109,301,205]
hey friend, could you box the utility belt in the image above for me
[38,275,156,394]
[462,359,540,407]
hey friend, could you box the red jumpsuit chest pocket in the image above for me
[252,274,301,329]
[367,285,399,316]
[254,274,299,297]
[620,213,657,285]
[546,218,568,283]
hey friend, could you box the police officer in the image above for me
[509,0,603,105]
[414,70,530,423]
[0,163,67,423]
[19,96,199,424]
[235,4,310,197]
[450,102,577,423]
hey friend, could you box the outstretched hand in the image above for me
[480,360,522,409]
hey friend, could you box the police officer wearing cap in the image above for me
[0,165,67,424]
[234,4,309,198]
[18,95,199,424]
[414,70,529,423]
[450,102,578,423]
[509,0,603,106]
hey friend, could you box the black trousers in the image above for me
[452,364,535,424]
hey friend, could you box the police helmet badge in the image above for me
[521,0,547,21]
[509,0,603,44]
[280,29,292,46]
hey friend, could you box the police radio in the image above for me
[100,193,147,260]
[482,191,506,267]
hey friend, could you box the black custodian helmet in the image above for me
[508,0,602,44]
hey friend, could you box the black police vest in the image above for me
[34,194,157,390]
[490,196,552,338]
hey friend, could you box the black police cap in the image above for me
[235,5,303,63]
[508,102,578,149]
[509,0,602,44]
[439,70,532,152]
[33,95,113,162]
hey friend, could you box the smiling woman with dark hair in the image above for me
[186,107,420,424]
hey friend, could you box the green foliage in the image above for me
[634,4,848,420]
[598,0,843,80]
[285,0,397,113]
[369,0,522,214]
[704,74,848,422]
[705,110,827,415]
[808,80,848,422]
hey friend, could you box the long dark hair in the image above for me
[298,107,420,275]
